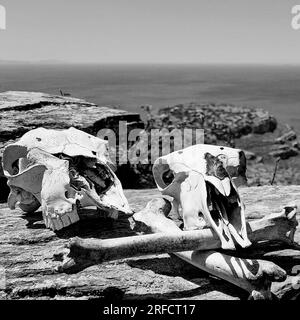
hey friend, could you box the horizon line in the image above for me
[1,60,300,67]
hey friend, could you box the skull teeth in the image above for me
[43,205,80,231]
[107,209,119,220]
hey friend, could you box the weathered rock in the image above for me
[271,129,299,161]
[0,91,144,141]
[255,156,264,164]
[244,150,257,161]
[252,112,277,134]
[269,145,299,160]
[275,130,297,144]
[0,186,299,300]
[292,140,300,150]
[0,91,144,201]
[155,103,277,143]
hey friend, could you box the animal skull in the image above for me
[152,144,251,250]
[2,127,132,230]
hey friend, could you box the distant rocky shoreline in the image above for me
[1,91,299,202]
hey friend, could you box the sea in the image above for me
[0,63,300,133]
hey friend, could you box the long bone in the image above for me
[58,198,297,297]
[134,198,289,300]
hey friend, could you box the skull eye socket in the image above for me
[65,155,115,195]
[65,187,77,200]
[162,169,175,186]
[91,163,114,193]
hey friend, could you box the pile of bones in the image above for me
[2,127,300,300]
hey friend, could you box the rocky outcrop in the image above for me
[275,130,297,144]
[152,103,277,145]
[269,145,299,159]
[0,91,144,201]
[0,91,143,142]
[243,150,257,161]
[0,186,299,300]
[270,129,300,159]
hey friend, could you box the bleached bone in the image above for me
[152,144,250,250]
[57,198,297,282]
[153,144,247,189]
[134,198,288,300]
[2,127,132,230]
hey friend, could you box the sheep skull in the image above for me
[2,127,132,230]
[152,144,251,250]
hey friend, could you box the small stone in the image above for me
[275,130,297,144]
[244,150,257,161]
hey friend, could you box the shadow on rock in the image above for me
[21,208,136,240]
[127,255,248,300]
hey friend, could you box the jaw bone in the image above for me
[152,145,251,250]
[40,158,81,230]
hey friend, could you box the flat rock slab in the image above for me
[0,186,299,300]
[0,91,143,143]
[0,91,144,200]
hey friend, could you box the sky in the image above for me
[0,0,300,64]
